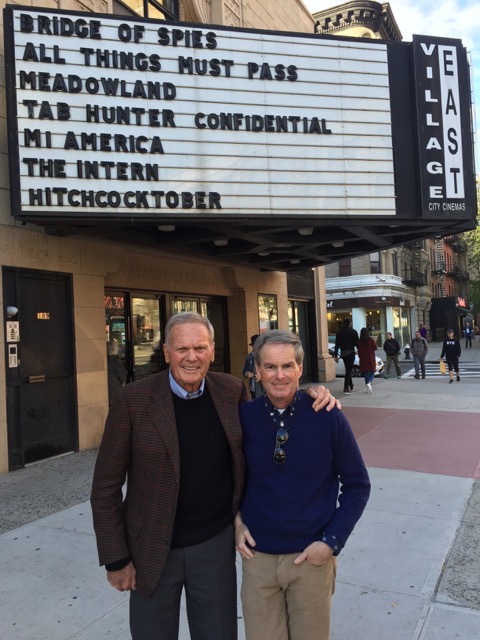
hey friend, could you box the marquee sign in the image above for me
[3,6,476,223]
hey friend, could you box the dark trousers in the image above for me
[130,525,237,640]
[413,354,426,377]
[342,352,356,391]
[465,335,472,348]
[446,356,460,373]
[386,353,401,376]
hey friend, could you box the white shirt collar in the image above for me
[168,369,205,399]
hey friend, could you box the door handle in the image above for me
[27,375,46,383]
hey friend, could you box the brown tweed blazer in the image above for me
[91,369,247,597]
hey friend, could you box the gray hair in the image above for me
[253,329,304,366]
[164,312,215,346]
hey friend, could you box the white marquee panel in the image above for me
[9,8,395,217]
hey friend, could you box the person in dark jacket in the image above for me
[464,324,473,348]
[411,331,429,379]
[440,329,462,383]
[382,332,402,379]
[243,334,263,398]
[357,327,377,394]
[334,318,359,394]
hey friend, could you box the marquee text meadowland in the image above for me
[17,15,333,211]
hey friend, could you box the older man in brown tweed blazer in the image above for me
[91,312,336,640]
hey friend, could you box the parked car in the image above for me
[328,343,384,378]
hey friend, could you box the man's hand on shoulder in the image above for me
[305,386,341,412]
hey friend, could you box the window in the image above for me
[132,296,162,380]
[392,251,398,276]
[258,294,278,332]
[369,252,380,274]
[392,307,410,346]
[113,0,178,21]
[327,311,351,341]
[288,300,299,335]
[338,258,351,276]
[365,308,385,345]
[105,294,126,355]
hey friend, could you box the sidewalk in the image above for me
[1,342,480,639]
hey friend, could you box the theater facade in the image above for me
[0,3,476,472]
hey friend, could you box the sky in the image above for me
[303,0,479,169]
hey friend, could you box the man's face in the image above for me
[448,332,454,338]
[163,322,215,392]
[386,333,392,339]
[256,343,303,409]
[415,332,421,340]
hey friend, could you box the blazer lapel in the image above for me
[147,372,180,478]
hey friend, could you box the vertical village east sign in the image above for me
[413,37,470,217]
[3,5,477,226]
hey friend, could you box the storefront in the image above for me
[3,242,288,470]
[430,296,472,341]
[327,297,412,348]
[1,6,476,473]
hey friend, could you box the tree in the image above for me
[464,225,480,274]
[463,178,480,322]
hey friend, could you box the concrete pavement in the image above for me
[1,340,480,639]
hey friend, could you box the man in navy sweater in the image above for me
[235,329,370,640]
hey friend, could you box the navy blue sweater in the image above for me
[239,393,370,555]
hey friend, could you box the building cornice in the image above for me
[313,1,402,41]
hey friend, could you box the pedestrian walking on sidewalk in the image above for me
[411,330,428,379]
[383,332,402,378]
[357,327,377,393]
[334,318,359,395]
[464,323,473,348]
[243,334,263,399]
[235,330,370,640]
[441,329,461,384]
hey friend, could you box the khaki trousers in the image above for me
[241,552,336,640]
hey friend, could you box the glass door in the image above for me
[132,296,164,380]
[288,300,312,380]
[105,294,129,400]
[105,293,127,360]
[105,292,167,384]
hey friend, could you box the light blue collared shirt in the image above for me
[168,369,205,399]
